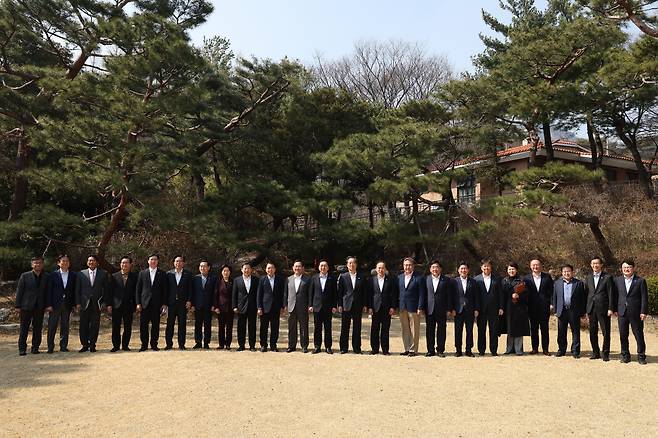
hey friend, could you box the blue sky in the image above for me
[189,1,548,74]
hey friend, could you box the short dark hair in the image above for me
[346,256,357,263]
[590,256,603,264]
[507,262,519,270]
[458,261,469,269]
[429,260,442,268]
[120,256,133,264]
[87,254,99,262]
[173,255,185,262]
[480,259,492,266]
[56,254,70,262]
[266,261,277,269]
[403,257,415,264]
[561,264,574,272]
[622,259,635,267]
[199,259,211,268]
[31,256,44,262]
[148,253,159,260]
[375,260,386,267]
[242,262,252,268]
[292,260,304,267]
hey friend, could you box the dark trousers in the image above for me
[477,310,500,354]
[588,309,611,355]
[339,309,362,352]
[259,310,281,348]
[139,304,161,348]
[619,312,646,359]
[18,309,44,353]
[79,305,101,348]
[426,311,447,354]
[111,306,133,349]
[47,305,71,351]
[237,308,257,349]
[165,301,187,348]
[288,306,309,350]
[530,311,550,352]
[194,307,212,346]
[557,307,581,355]
[370,307,391,353]
[313,308,333,349]
[454,310,474,353]
[217,311,233,348]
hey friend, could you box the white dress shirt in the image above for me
[624,275,634,293]
[483,275,491,293]
[294,275,302,293]
[60,269,69,288]
[461,277,467,292]
[593,272,601,289]
[319,274,327,291]
[404,274,412,288]
[175,270,182,285]
[89,269,97,286]
[350,272,356,289]
[149,268,157,285]
[377,276,385,291]
[243,276,251,292]
[533,274,541,291]
[432,275,440,292]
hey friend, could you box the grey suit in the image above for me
[15,270,49,353]
[285,275,311,350]
[552,277,586,356]
[75,268,108,348]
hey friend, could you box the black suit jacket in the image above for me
[585,271,616,314]
[474,274,504,316]
[421,274,453,315]
[257,274,285,313]
[338,271,367,312]
[309,274,337,313]
[46,270,76,310]
[552,277,586,317]
[615,275,649,317]
[108,271,137,310]
[524,273,554,317]
[453,276,478,314]
[135,268,168,309]
[232,275,258,314]
[15,271,49,311]
[166,269,193,307]
[75,269,108,311]
[367,274,398,313]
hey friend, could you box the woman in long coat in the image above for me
[502,262,530,355]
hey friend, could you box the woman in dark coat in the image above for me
[213,264,234,350]
[502,263,530,355]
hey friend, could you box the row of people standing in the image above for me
[14,254,649,364]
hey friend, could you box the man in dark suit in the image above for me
[338,256,368,354]
[584,256,616,361]
[421,260,453,357]
[551,264,587,358]
[15,256,49,356]
[45,254,76,353]
[135,253,168,351]
[191,259,217,349]
[398,257,425,356]
[615,259,648,365]
[232,262,258,351]
[257,262,285,352]
[474,259,504,356]
[165,255,192,350]
[283,260,310,353]
[309,260,337,354]
[106,256,137,352]
[367,261,398,355]
[524,259,553,355]
[453,262,479,357]
[75,254,108,353]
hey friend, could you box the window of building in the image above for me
[457,175,476,204]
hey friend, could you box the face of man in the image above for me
[430,263,441,277]
[375,262,386,277]
[458,265,469,278]
[530,260,542,274]
[319,261,329,275]
[346,258,357,274]
[242,264,252,277]
[32,259,44,274]
[481,263,492,276]
[120,258,132,274]
[266,263,276,277]
[403,260,414,275]
[622,262,634,278]
[507,266,517,277]
[293,262,304,276]
[562,266,573,282]
[148,256,158,269]
[87,257,98,270]
[590,258,602,274]
[57,257,70,272]
[173,257,185,271]
[199,262,210,276]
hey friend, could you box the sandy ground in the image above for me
[1,314,657,437]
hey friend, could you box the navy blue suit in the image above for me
[453,276,478,354]
[192,274,218,347]
[524,272,554,353]
[422,274,453,354]
[615,275,648,361]
[46,269,77,352]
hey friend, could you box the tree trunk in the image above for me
[8,128,29,221]
[96,191,128,272]
[613,120,654,198]
[542,120,554,161]
[191,172,205,201]
[586,117,599,169]
[589,221,618,269]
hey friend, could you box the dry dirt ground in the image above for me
[1,314,657,437]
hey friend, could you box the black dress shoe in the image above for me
[312,348,321,354]
[79,346,89,353]
[620,356,631,363]
[225,347,231,351]
[249,347,257,352]
[491,352,498,357]
[178,346,186,350]
[456,351,463,357]
[151,346,160,351]
[260,346,268,353]
[286,348,295,353]
[589,353,601,360]
[122,347,131,352]
[31,349,40,354]
[272,347,279,353]
[354,350,362,354]
[370,351,378,355]
[478,352,485,356]
[19,351,26,356]
[326,348,333,354]
[382,351,390,356]
[602,354,610,362]
[556,351,565,357]
[139,346,148,352]
[437,352,446,358]
[237,346,245,351]
[465,351,474,357]
[639,357,647,365]
[89,346,97,353]
[542,351,550,356]
[529,350,538,355]
[302,348,308,353]
[340,350,348,354]
[164,345,172,351]
[193,344,201,349]
[400,351,409,356]
[110,347,120,352]
[573,354,580,359]
[408,352,416,357]
[216,346,223,350]
[203,344,210,350]
[60,348,69,352]
[426,352,436,357]
[47,349,54,354]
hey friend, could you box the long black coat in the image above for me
[502,276,530,337]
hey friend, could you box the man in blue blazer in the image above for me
[551,264,586,358]
[398,257,425,356]
[614,260,648,365]
[45,254,77,353]
[191,259,218,349]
